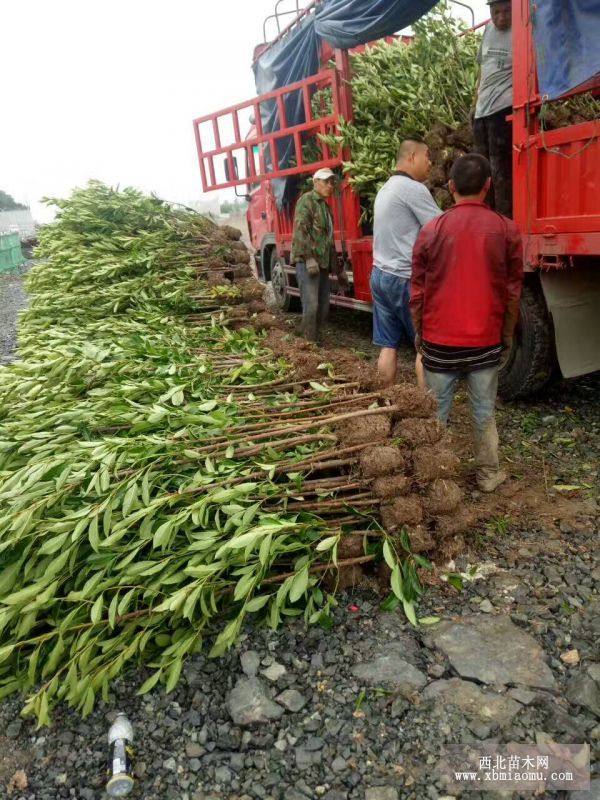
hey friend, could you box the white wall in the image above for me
[0,210,37,239]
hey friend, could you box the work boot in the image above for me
[473,417,507,493]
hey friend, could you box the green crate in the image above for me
[0,232,20,251]
[0,235,24,272]
[0,250,13,272]
[10,247,24,267]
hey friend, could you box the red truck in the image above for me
[193,0,600,399]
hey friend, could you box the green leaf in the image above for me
[413,554,433,570]
[258,533,273,567]
[382,539,396,570]
[141,472,151,505]
[171,389,185,406]
[90,593,104,624]
[82,686,95,717]
[234,571,256,602]
[447,574,464,591]
[391,564,404,600]
[39,531,70,556]
[88,515,100,553]
[122,482,138,516]
[289,566,309,603]
[380,593,400,612]
[419,616,441,625]
[166,659,183,693]
[183,586,201,620]
[402,599,418,626]
[209,618,239,658]
[242,501,262,527]
[399,529,411,553]
[0,644,15,664]
[2,582,45,606]
[117,587,135,615]
[0,561,22,595]
[137,669,162,695]
[36,691,50,729]
[316,535,339,552]
[108,593,119,629]
[153,520,174,549]
[246,594,269,613]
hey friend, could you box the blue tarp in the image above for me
[531,0,600,100]
[254,0,438,206]
[315,0,437,48]
[253,15,320,206]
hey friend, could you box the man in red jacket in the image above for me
[410,154,523,492]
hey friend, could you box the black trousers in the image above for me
[473,106,513,218]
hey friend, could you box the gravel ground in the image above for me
[1,282,598,800]
[0,267,29,365]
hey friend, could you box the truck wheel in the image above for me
[270,253,299,312]
[498,283,557,400]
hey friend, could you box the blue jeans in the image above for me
[295,262,330,342]
[370,267,415,348]
[425,366,499,430]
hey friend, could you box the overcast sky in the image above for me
[1,0,490,221]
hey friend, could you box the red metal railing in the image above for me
[193,69,342,193]
[512,0,600,261]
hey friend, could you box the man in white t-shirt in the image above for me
[472,0,513,217]
[371,138,441,386]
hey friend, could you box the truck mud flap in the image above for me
[541,264,600,379]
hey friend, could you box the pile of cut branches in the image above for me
[540,91,600,131]
[319,2,480,217]
[0,182,465,725]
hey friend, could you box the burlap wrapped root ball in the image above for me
[322,564,364,592]
[381,384,437,419]
[393,417,446,448]
[372,474,410,499]
[412,445,460,482]
[425,478,463,515]
[206,270,231,287]
[435,508,479,538]
[380,495,424,530]
[336,413,392,447]
[360,445,406,478]
[337,533,365,560]
[251,312,284,331]
[214,224,242,241]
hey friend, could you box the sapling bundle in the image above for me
[0,184,387,721]
[0,182,466,725]
[318,2,480,217]
[540,91,600,131]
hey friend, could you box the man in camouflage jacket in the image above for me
[291,168,346,341]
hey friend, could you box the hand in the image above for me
[306,257,319,277]
[414,332,423,353]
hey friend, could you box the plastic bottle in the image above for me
[106,713,134,797]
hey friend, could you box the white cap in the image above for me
[312,168,335,181]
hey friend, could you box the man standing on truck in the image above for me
[371,138,442,387]
[410,154,523,492]
[472,0,513,218]
[291,167,346,342]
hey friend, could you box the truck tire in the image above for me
[270,252,300,312]
[498,282,557,400]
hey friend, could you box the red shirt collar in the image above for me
[452,200,488,208]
